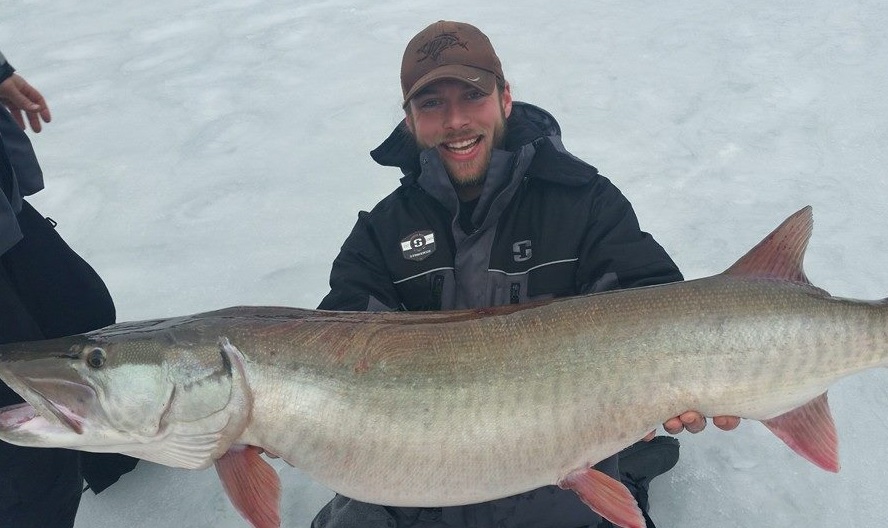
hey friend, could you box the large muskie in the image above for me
[1,207,887,528]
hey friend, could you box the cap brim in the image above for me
[402,65,497,107]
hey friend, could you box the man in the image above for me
[313,21,738,528]
[0,50,137,528]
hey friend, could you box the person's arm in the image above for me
[574,179,739,434]
[0,51,51,133]
[318,211,401,312]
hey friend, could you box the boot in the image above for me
[617,436,680,527]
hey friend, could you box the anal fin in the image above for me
[558,467,645,528]
[762,392,839,472]
[214,445,282,528]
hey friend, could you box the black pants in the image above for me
[0,201,137,528]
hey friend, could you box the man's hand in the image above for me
[663,412,741,435]
[0,73,51,132]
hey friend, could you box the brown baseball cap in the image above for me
[400,20,504,106]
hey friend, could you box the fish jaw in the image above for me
[0,401,85,443]
[0,356,130,449]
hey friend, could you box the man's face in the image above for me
[405,80,513,199]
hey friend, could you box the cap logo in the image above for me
[416,32,468,64]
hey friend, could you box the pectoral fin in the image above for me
[762,392,839,472]
[214,445,281,528]
[558,467,645,528]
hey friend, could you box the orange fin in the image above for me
[762,393,840,472]
[214,445,282,528]
[723,206,818,285]
[558,467,645,528]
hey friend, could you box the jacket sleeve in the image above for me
[0,51,14,84]
[576,177,683,294]
[317,211,401,312]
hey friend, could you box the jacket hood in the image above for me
[370,101,561,175]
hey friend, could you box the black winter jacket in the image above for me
[314,103,682,528]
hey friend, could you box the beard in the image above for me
[411,106,509,192]
[448,118,508,192]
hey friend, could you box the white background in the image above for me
[3,0,888,526]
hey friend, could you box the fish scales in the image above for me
[210,275,888,506]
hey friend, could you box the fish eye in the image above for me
[85,348,106,369]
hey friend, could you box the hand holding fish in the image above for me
[643,413,740,441]
[662,412,741,435]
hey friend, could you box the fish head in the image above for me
[0,325,252,470]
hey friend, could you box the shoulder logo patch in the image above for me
[401,231,437,261]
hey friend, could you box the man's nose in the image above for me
[443,101,470,130]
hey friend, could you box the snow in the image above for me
[3,0,888,526]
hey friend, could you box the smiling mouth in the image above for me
[442,136,482,153]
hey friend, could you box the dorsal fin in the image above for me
[724,206,814,284]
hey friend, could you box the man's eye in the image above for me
[466,90,486,101]
[419,99,441,109]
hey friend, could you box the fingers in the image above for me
[713,415,741,431]
[26,110,43,133]
[662,416,685,435]
[664,412,742,434]
[0,75,51,132]
[663,412,705,434]
[8,108,26,130]
[18,79,51,126]
[680,411,707,433]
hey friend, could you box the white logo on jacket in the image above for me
[400,231,437,261]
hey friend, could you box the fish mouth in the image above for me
[0,371,93,437]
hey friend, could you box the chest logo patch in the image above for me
[400,231,437,261]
